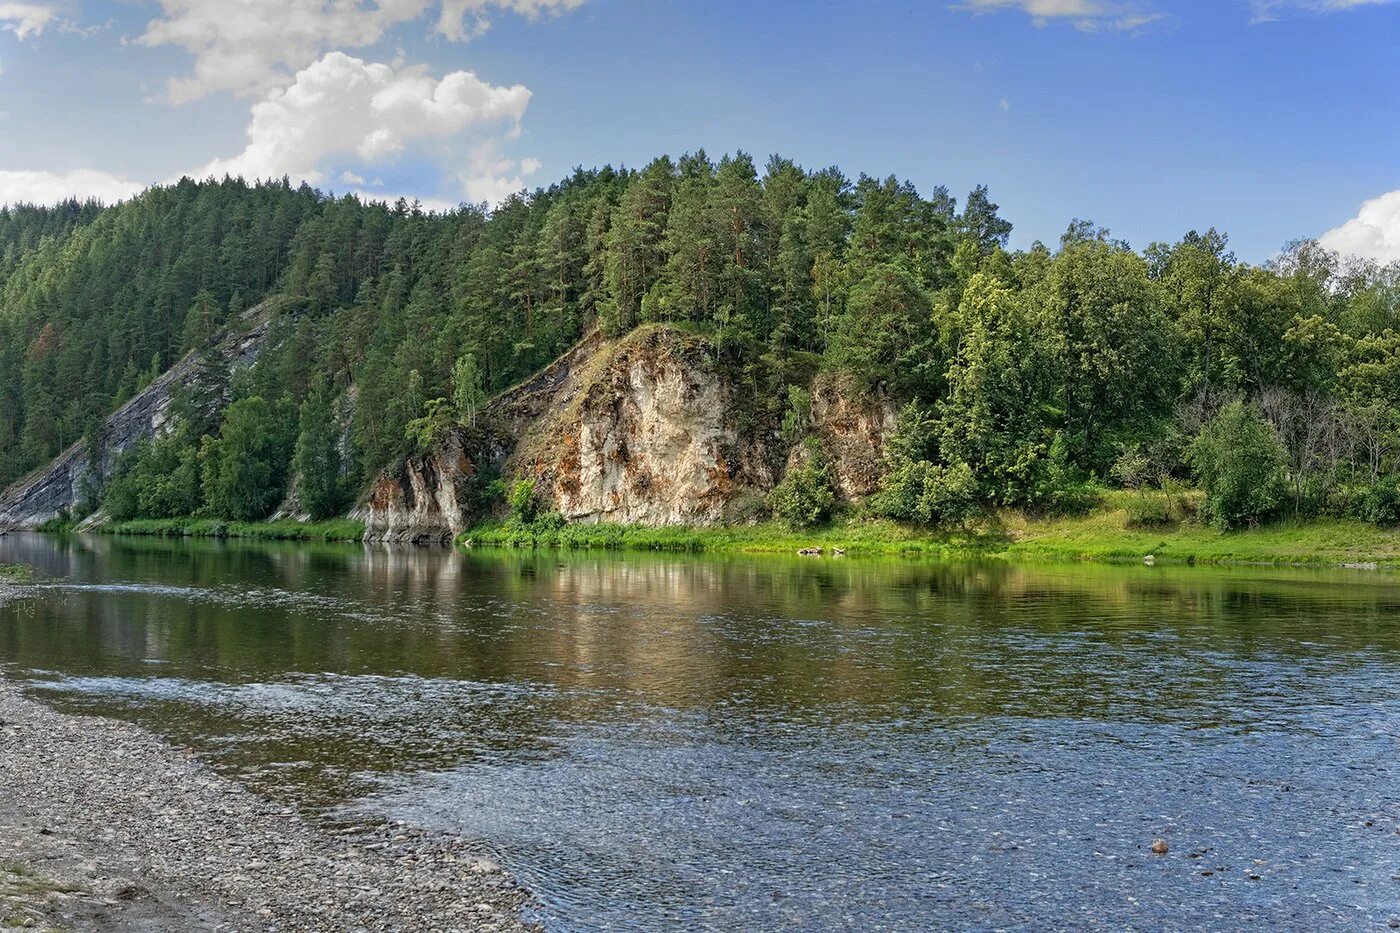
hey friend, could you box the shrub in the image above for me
[873,460,980,527]
[1123,491,1177,528]
[508,478,541,525]
[779,385,813,445]
[1188,401,1287,530]
[1355,475,1400,526]
[769,459,836,529]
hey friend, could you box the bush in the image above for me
[508,478,541,525]
[872,459,980,527]
[1354,476,1400,526]
[769,459,836,529]
[1188,401,1287,530]
[1123,491,1178,527]
[102,435,203,521]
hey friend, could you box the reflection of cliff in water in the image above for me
[3,534,1400,809]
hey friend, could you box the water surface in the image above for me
[0,533,1397,930]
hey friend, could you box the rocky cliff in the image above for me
[508,326,775,526]
[350,431,482,544]
[357,325,895,541]
[0,308,270,530]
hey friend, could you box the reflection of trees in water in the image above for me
[3,535,1400,806]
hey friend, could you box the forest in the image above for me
[2,152,1400,532]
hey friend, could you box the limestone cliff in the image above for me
[508,326,774,526]
[0,307,270,530]
[357,325,895,540]
[808,371,898,500]
[350,431,482,544]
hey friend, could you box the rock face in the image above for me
[510,326,771,526]
[0,309,269,530]
[356,325,896,539]
[351,432,478,543]
[0,313,895,538]
[810,372,898,500]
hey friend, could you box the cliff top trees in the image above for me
[8,153,1400,530]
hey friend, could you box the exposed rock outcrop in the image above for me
[351,431,479,543]
[356,325,897,539]
[809,371,898,500]
[509,326,773,526]
[0,308,270,530]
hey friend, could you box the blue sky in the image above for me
[0,0,1397,263]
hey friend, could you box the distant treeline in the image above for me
[2,153,1399,529]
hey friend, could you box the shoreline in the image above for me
[459,512,1400,571]
[27,500,1400,572]
[0,671,533,932]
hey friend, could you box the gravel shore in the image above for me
[0,672,534,932]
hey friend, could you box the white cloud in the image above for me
[435,0,584,41]
[0,2,55,39]
[1252,0,1396,19]
[347,187,458,212]
[140,0,586,102]
[954,0,1163,30]
[457,142,541,205]
[0,168,144,206]
[1320,190,1400,265]
[197,52,533,204]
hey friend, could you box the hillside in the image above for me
[1,154,1399,541]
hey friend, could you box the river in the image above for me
[0,532,1396,930]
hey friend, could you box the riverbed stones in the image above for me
[0,675,535,931]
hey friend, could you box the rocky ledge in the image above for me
[0,674,533,932]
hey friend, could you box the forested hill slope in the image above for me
[3,152,1400,536]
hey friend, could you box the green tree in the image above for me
[939,273,1056,506]
[827,261,938,396]
[1188,401,1287,530]
[769,449,836,528]
[202,396,293,520]
[293,384,343,520]
[452,352,486,427]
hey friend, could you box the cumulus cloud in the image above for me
[1320,190,1400,265]
[0,168,144,206]
[140,0,585,101]
[197,52,534,207]
[457,143,541,204]
[345,187,459,212]
[0,2,55,38]
[954,0,1163,30]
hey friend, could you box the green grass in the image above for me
[1005,503,1400,567]
[463,490,1400,569]
[465,517,997,558]
[105,517,365,542]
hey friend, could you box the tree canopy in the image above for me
[4,155,1399,527]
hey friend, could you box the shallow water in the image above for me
[0,533,1397,930]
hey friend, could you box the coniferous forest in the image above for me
[3,152,1400,531]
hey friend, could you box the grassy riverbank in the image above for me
[105,517,365,542]
[32,496,1400,569]
[463,517,983,557]
[463,491,1400,569]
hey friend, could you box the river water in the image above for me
[0,533,1397,930]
